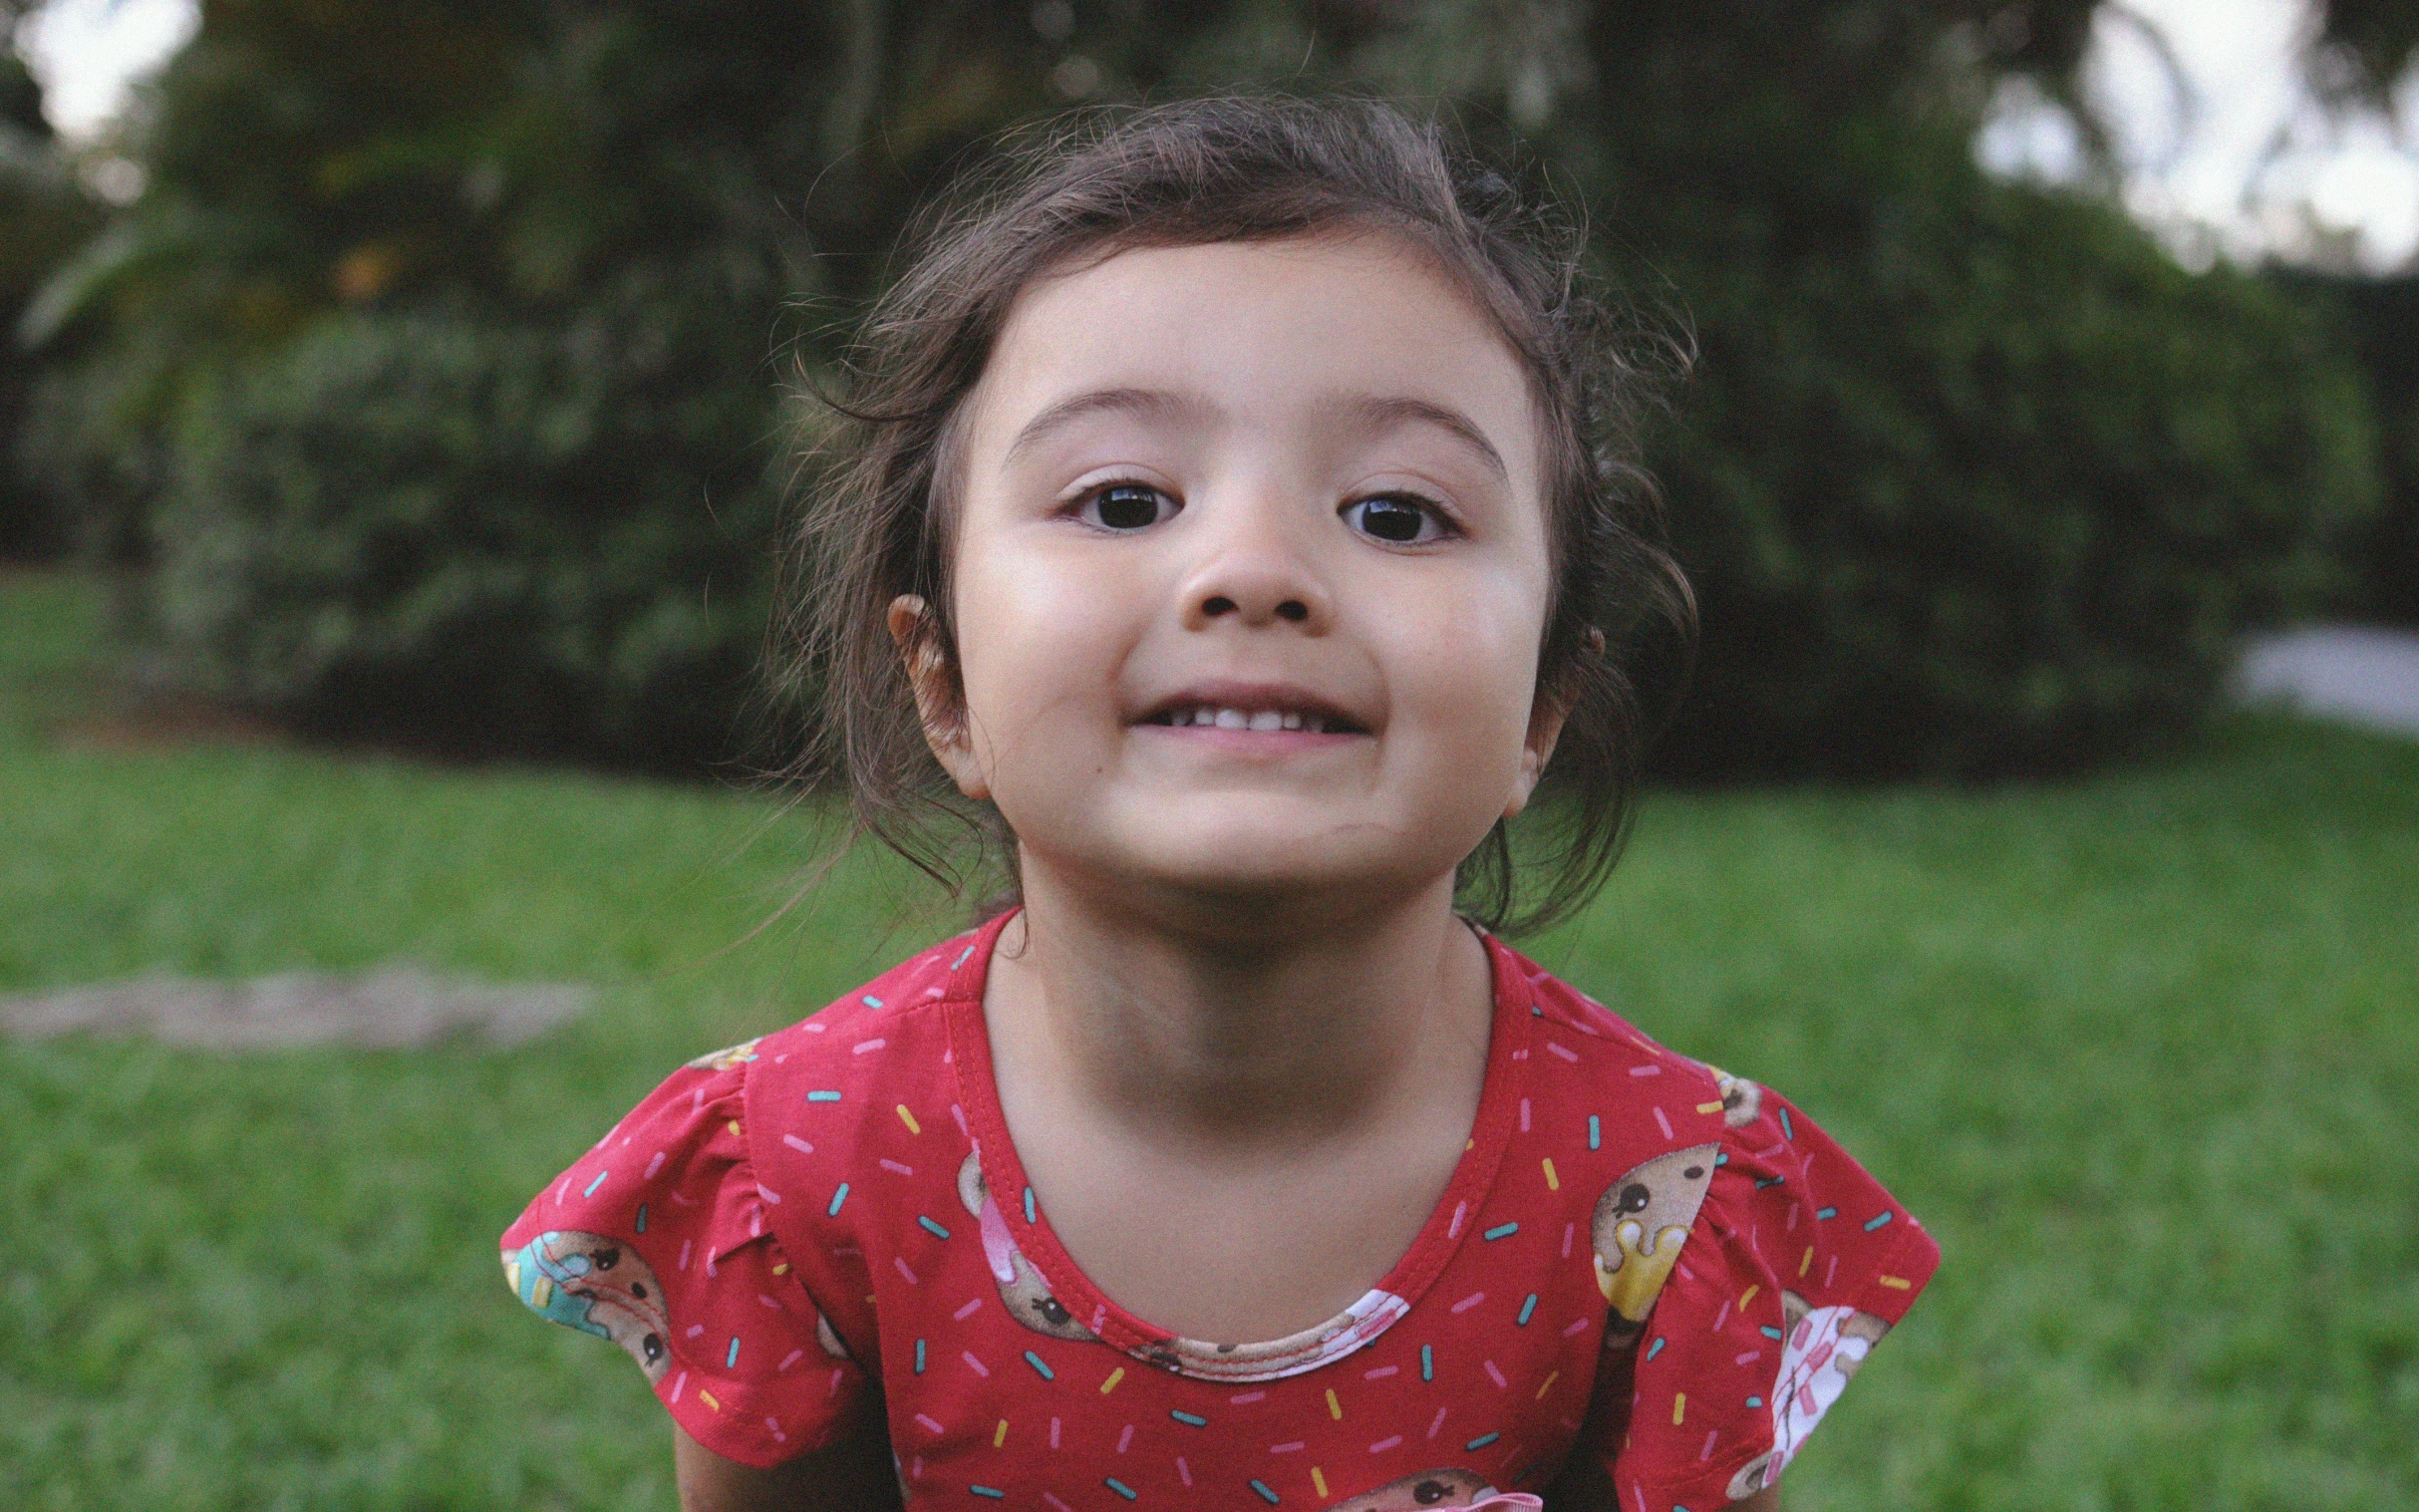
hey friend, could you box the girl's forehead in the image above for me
[972,235,1540,477]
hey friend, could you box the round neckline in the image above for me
[938,907,1534,1379]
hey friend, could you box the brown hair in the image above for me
[773,93,1693,935]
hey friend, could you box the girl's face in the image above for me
[906,234,1558,919]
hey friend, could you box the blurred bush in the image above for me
[9,0,2402,776]
[0,44,101,559]
[2273,271,2419,628]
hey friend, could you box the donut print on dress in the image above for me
[501,912,1939,1508]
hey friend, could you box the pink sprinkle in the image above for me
[766,1417,784,1443]
[1271,1441,1305,1454]
[1563,1317,1591,1338]
[670,1370,687,1402]
[1046,1498,1072,1512]
[782,1134,814,1154]
[961,1351,989,1376]
[1653,1106,1673,1140]
[1826,1255,1839,1288]
[915,1414,945,1435]
[1364,1364,1398,1380]
[686,1324,705,1339]
[926,985,946,1000]
[951,1104,969,1136]
[1448,1202,1467,1239]
[1700,1429,1721,1460]
[1712,1301,1731,1332]
[1519,1097,1532,1132]
[1176,1456,1192,1487]
[893,1256,918,1284]
[854,1039,885,1055]
[707,1250,721,1276]
[1562,1222,1575,1259]
[645,1151,667,1179]
[912,1456,923,1478]
[1117,1425,1134,1453]
[1734,1351,1762,1366]
[1546,1041,1579,1062]
[777,1349,803,1371]
[953,1298,984,1321]
[678,1240,693,1270]
[801,1021,825,1032]
[1630,1063,1662,1077]
[1787,1203,1800,1233]
[758,1293,783,1312]
[1484,1360,1508,1389]
[1050,1416,1061,1449]
[747,1211,760,1239]
[1511,1049,1528,1060]
[1451,1291,1486,1315]
[756,1183,781,1205]
[1231,1390,1266,1404]
[879,1159,914,1176]
[669,1190,696,1206]
[1427,1406,1448,1440]
[1090,1306,1107,1333]
[772,1054,787,1063]
[1369,1435,1403,1453]
[555,1176,570,1206]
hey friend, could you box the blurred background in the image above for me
[0,3,2413,1509]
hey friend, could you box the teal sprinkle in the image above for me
[919,1215,952,1240]
[1754,1176,1783,1189]
[1516,1294,1537,1326]
[862,995,884,1008]
[1746,1395,1763,1408]
[1105,1477,1137,1500]
[827,1183,850,1217]
[915,1339,926,1373]
[1023,1187,1036,1224]
[726,1336,741,1368]
[1779,1107,1794,1140]
[1816,1206,1839,1220]
[1170,1409,1207,1426]
[1025,1351,1054,1380]
[1863,1210,1895,1232]
[1761,1325,1784,1340]
[970,1487,1005,1499]
[1421,1345,1433,1380]
[634,1203,648,1233]
[1465,1431,1501,1450]
[582,1170,608,1198]
[1588,1115,1600,1150]
[1647,1337,1665,1361]
[953,945,977,969]
[1250,1480,1281,1504]
[1531,1004,1542,1017]
[806,1089,842,1102]
[1482,1222,1518,1241]
[1713,1151,1728,1165]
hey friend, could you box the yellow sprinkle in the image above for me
[1541,1156,1560,1191]
[1535,1369,1559,1400]
[1695,1100,1725,1114]
[1671,1391,1686,1425]
[771,1262,788,1276]
[727,1119,743,1138]
[531,1275,552,1308]
[1326,1387,1342,1420]
[1465,1137,1475,1151]
[1099,1366,1124,1394]
[994,1418,1009,1448]
[1312,1466,1329,1499]
[503,1259,520,1292]
[1880,1275,1912,1290]
[897,1104,922,1135]
[1738,1284,1759,1310]
[700,1388,722,1411]
[1799,1246,1815,1278]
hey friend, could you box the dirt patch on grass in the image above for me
[0,969,592,1050]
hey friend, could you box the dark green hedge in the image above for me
[2271,271,2419,627]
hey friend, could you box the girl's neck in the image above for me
[984,859,1495,1148]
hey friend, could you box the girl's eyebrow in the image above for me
[1003,387,1204,465]
[1318,394,1508,483]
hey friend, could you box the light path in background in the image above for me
[2237,628,2419,738]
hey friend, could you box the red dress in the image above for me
[502,910,1937,1510]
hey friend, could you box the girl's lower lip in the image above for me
[1131,725,1367,752]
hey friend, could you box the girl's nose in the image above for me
[1177,540,1336,634]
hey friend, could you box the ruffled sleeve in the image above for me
[1604,1072,1941,1509]
[499,1040,871,1468]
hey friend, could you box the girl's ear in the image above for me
[887,594,991,802]
[1505,626,1601,820]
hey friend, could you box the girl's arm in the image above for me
[672,1405,902,1512]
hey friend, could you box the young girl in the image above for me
[501,97,1937,1511]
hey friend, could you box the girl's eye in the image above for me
[1080,483,1178,531]
[1342,494,1450,545]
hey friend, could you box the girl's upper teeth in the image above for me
[1180,706,1326,732]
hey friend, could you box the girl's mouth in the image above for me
[1141,704,1367,736]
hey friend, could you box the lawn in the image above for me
[2,569,2414,1512]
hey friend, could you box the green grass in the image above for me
[2,570,2414,1511]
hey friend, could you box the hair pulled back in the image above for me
[776,93,1693,935]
